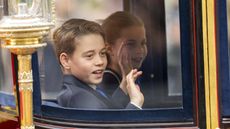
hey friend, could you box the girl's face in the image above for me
[63,34,107,85]
[113,26,147,69]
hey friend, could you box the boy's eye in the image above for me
[87,55,93,57]
[100,51,107,57]
[85,54,94,58]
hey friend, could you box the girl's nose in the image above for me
[136,45,146,54]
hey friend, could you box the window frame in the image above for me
[31,0,201,128]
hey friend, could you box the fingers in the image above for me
[126,69,134,87]
[128,69,142,79]
[117,40,126,56]
[118,40,133,76]
[132,69,142,80]
[126,69,144,107]
[126,69,142,85]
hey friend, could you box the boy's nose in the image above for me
[95,56,105,66]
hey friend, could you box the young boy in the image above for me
[53,19,144,109]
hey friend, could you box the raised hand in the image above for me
[126,69,144,108]
[117,40,133,78]
[117,40,133,94]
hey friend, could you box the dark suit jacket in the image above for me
[99,68,130,108]
[57,75,139,109]
[99,68,121,97]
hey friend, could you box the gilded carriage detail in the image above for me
[0,0,229,129]
[0,0,54,128]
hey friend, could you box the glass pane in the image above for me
[0,0,13,94]
[227,0,230,70]
[35,0,194,125]
[0,48,13,93]
[129,0,182,109]
[0,0,3,18]
[223,0,230,117]
[228,0,230,70]
[165,0,182,97]
[39,0,123,100]
[40,0,183,110]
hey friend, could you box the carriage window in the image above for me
[0,0,195,128]
[38,0,123,100]
[0,0,13,94]
[0,0,15,108]
[39,0,187,111]
[228,0,230,72]
[165,0,182,97]
[123,0,183,108]
[0,49,13,93]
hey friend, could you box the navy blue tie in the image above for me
[96,87,109,99]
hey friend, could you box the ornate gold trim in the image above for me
[18,70,33,83]
[0,1,54,128]
[21,125,35,129]
[0,111,18,121]
[202,0,220,128]
[2,43,46,48]
[19,84,33,91]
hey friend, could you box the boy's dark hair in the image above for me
[53,19,105,62]
[102,11,144,45]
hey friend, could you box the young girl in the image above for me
[99,11,147,106]
[54,19,144,109]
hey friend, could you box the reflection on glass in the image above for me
[0,0,3,18]
[0,0,13,93]
[40,0,183,110]
[223,0,230,118]
[228,0,230,72]
[0,49,13,93]
[129,0,182,108]
[39,0,123,100]
[165,0,182,96]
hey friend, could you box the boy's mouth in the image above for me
[92,69,104,74]
[92,69,104,79]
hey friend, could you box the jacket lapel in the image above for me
[64,75,116,108]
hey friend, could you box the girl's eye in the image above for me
[141,41,147,46]
[126,42,135,46]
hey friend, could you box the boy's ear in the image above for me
[60,53,71,69]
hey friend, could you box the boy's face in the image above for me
[113,26,147,69]
[66,34,107,85]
